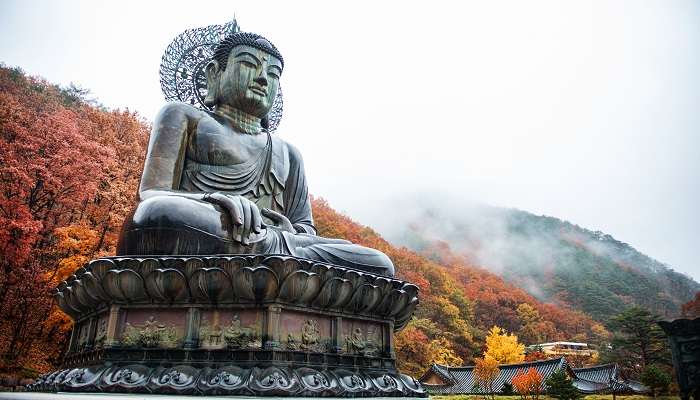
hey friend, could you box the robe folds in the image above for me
[117,132,394,277]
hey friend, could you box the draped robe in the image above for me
[117,114,394,277]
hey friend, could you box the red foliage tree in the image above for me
[512,367,543,400]
[0,66,149,375]
[681,292,700,318]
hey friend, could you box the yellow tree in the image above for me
[474,356,500,400]
[428,337,464,366]
[485,325,525,364]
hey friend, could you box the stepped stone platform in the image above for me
[27,255,424,397]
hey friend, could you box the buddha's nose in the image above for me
[254,74,268,87]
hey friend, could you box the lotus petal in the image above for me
[103,269,147,302]
[234,266,278,302]
[400,283,419,299]
[385,289,409,317]
[54,289,80,318]
[313,277,353,309]
[160,257,186,272]
[343,270,365,290]
[278,270,320,304]
[347,284,382,313]
[145,268,189,302]
[81,271,110,302]
[72,279,97,309]
[309,264,335,285]
[136,258,161,279]
[205,257,241,281]
[87,259,116,281]
[198,366,248,392]
[183,258,205,279]
[393,297,418,331]
[189,267,233,303]
[264,256,299,283]
[296,367,333,393]
[63,285,87,313]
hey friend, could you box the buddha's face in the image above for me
[212,44,282,118]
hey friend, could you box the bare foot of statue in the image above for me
[116,32,394,277]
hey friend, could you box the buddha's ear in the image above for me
[204,60,221,107]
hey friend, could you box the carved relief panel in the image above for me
[280,311,331,352]
[198,309,262,349]
[117,309,184,348]
[342,319,384,356]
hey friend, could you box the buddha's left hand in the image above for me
[261,208,296,234]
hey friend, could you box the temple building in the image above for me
[419,357,648,395]
[526,341,597,357]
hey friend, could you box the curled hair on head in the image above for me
[212,32,284,71]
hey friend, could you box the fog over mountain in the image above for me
[362,193,700,322]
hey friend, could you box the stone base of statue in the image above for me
[658,317,700,400]
[26,255,425,397]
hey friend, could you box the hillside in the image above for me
[395,204,700,324]
[311,198,606,375]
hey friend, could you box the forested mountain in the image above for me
[395,204,700,325]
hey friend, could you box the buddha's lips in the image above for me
[249,86,267,96]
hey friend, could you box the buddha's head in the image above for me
[204,32,283,121]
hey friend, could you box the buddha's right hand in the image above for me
[203,192,262,246]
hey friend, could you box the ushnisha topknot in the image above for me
[213,31,284,70]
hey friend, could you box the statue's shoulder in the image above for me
[154,102,208,123]
[270,134,304,164]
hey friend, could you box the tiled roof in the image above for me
[420,359,649,395]
[572,364,648,394]
[421,357,568,395]
[573,364,618,383]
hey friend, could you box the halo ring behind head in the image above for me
[158,19,284,133]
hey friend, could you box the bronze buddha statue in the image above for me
[117,32,394,277]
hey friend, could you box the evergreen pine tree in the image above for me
[501,382,515,395]
[545,369,582,400]
[640,365,671,398]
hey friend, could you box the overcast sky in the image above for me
[1,0,699,281]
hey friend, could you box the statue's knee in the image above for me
[128,195,190,228]
[369,248,395,277]
[117,195,232,255]
[119,195,231,241]
[125,195,225,231]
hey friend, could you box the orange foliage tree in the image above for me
[0,66,149,375]
[512,367,543,400]
[681,292,700,318]
[474,357,500,400]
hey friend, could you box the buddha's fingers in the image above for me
[251,205,262,234]
[241,200,252,246]
[261,208,295,233]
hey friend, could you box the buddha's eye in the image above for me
[267,71,280,80]
[238,60,257,68]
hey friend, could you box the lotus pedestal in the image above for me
[27,255,425,397]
